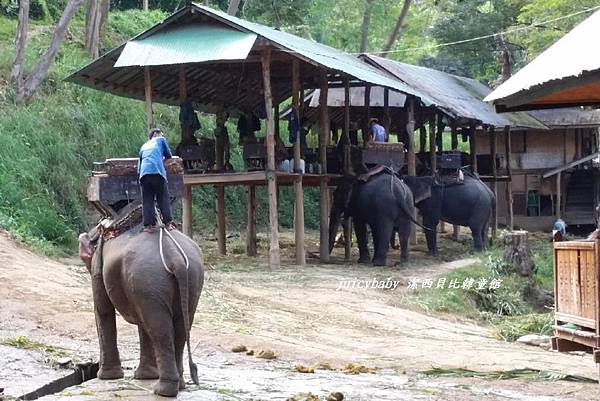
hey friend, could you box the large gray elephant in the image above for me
[329,172,426,266]
[78,227,204,397]
[402,173,495,255]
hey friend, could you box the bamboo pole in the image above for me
[292,59,305,266]
[262,49,280,268]
[406,98,417,245]
[470,123,478,173]
[429,116,437,172]
[363,83,371,145]
[319,71,330,263]
[246,185,257,256]
[343,76,351,174]
[490,126,498,239]
[450,121,459,240]
[556,173,561,219]
[384,88,390,138]
[144,67,153,131]
[504,126,513,230]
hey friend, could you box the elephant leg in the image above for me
[372,223,393,266]
[140,309,180,397]
[471,226,483,252]
[422,217,439,256]
[397,222,411,263]
[92,275,123,380]
[134,326,158,380]
[354,219,370,264]
[390,229,399,250]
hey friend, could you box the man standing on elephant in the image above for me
[138,128,175,233]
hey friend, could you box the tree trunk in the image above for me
[503,231,532,277]
[11,0,30,86]
[381,0,412,54]
[143,0,148,11]
[85,0,101,58]
[359,0,374,53]
[16,0,85,103]
[500,48,512,83]
[227,0,241,16]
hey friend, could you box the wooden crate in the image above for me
[552,240,600,362]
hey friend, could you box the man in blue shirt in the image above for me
[369,118,387,143]
[138,128,175,233]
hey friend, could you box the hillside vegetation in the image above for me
[0,9,321,254]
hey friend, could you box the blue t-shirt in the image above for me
[138,136,173,180]
[370,123,387,142]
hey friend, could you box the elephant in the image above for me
[78,227,204,397]
[329,171,427,266]
[402,172,495,255]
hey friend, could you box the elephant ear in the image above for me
[404,177,432,204]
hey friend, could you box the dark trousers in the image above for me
[140,174,172,226]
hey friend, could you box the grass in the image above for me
[421,367,597,383]
[2,335,65,356]
[406,237,556,341]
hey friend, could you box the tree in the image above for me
[227,0,240,16]
[359,0,374,52]
[143,0,148,11]
[381,0,412,54]
[85,0,110,59]
[11,0,86,103]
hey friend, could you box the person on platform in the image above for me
[138,128,175,233]
[369,118,387,143]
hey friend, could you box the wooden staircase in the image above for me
[565,169,597,225]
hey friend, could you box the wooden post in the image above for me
[383,88,390,137]
[319,71,330,263]
[556,172,562,219]
[450,122,458,150]
[343,76,351,175]
[262,49,280,268]
[246,185,257,256]
[363,84,371,145]
[216,185,226,255]
[451,121,459,239]
[144,67,153,131]
[490,126,498,239]
[429,116,437,172]
[292,59,305,266]
[504,126,513,230]
[470,123,478,173]
[182,185,192,237]
[419,125,427,153]
[436,113,444,152]
[406,98,417,245]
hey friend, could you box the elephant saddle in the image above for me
[93,203,144,242]
[357,165,394,182]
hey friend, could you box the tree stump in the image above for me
[504,230,532,277]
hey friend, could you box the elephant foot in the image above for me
[372,258,387,267]
[153,378,180,397]
[179,376,186,390]
[357,257,371,264]
[97,366,124,380]
[427,250,438,257]
[134,365,159,380]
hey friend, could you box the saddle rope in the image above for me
[155,208,189,274]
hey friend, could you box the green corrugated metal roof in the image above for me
[114,25,257,67]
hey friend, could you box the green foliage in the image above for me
[492,313,553,341]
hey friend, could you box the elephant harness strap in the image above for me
[357,165,394,183]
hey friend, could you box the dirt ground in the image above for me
[0,228,598,400]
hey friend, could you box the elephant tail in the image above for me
[159,228,199,385]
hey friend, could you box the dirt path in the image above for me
[0,230,598,400]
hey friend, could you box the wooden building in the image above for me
[475,108,600,230]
